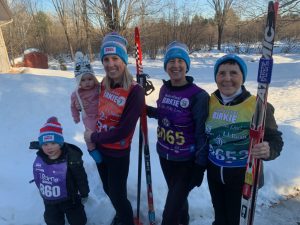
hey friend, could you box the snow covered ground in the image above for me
[0,52,299,225]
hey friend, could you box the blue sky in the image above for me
[37,0,214,18]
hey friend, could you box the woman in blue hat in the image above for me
[84,32,144,225]
[206,54,283,225]
[147,41,210,225]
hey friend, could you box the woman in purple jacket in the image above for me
[147,41,209,225]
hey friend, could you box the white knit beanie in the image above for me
[74,51,95,87]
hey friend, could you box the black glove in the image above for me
[29,141,40,150]
[189,164,205,189]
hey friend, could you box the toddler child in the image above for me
[71,51,102,163]
[32,116,90,225]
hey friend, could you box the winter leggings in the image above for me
[159,157,194,225]
[97,154,134,225]
[44,198,86,225]
[207,161,245,225]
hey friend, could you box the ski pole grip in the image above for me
[257,58,273,84]
[137,73,147,88]
[145,80,155,96]
[137,73,155,96]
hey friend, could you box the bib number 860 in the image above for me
[40,183,61,197]
[157,127,185,145]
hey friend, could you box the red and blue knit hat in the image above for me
[38,117,64,146]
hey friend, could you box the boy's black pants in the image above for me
[44,198,86,225]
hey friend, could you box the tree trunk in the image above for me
[217,24,223,50]
[63,26,74,60]
[81,0,93,60]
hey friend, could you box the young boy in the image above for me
[71,51,102,163]
[32,116,90,225]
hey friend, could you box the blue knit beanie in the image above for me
[214,54,247,83]
[100,32,128,64]
[164,41,191,73]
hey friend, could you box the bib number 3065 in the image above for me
[157,126,185,145]
[40,183,61,197]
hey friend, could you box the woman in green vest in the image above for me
[205,54,283,225]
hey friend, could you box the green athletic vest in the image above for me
[206,94,256,167]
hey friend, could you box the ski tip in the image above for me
[135,27,140,39]
[274,0,279,16]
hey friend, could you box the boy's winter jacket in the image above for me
[31,141,89,204]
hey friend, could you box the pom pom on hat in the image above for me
[100,32,128,64]
[214,54,247,83]
[74,51,95,86]
[164,41,191,73]
[38,116,64,146]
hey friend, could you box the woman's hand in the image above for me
[251,141,270,159]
